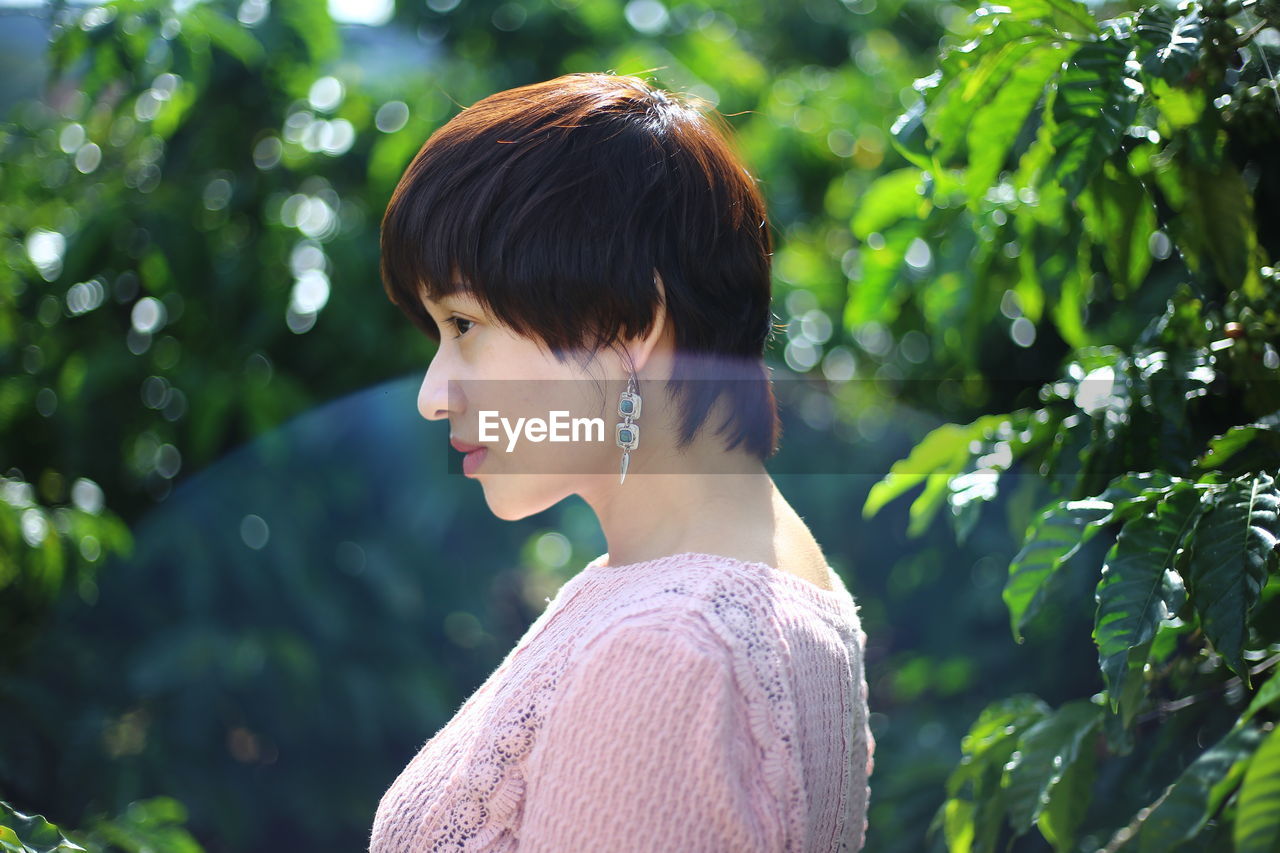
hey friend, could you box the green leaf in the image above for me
[1199,424,1280,475]
[1135,722,1266,852]
[890,98,935,173]
[1148,614,1195,669]
[893,13,1053,176]
[844,220,921,330]
[941,797,975,853]
[929,35,1051,163]
[948,467,999,547]
[851,168,928,239]
[948,694,1053,797]
[1116,635,1157,733]
[965,40,1077,205]
[1236,725,1280,853]
[1037,722,1098,851]
[278,0,343,63]
[1011,183,1092,346]
[1002,699,1101,830]
[1151,132,1268,297]
[911,470,956,538]
[1147,77,1205,130]
[947,413,1048,547]
[1004,497,1112,643]
[1187,472,1280,685]
[1047,232,1092,350]
[186,6,266,67]
[1094,483,1200,708]
[1133,6,1203,84]
[1241,669,1280,725]
[1077,158,1156,295]
[984,0,1100,38]
[944,695,1052,853]
[1092,470,1181,524]
[1131,350,1213,473]
[864,419,997,521]
[1039,39,1140,202]
[0,800,87,853]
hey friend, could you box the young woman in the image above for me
[369,71,874,852]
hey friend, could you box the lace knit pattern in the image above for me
[368,551,874,852]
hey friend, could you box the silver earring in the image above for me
[616,372,641,484]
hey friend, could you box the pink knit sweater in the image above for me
[369,551,874,852]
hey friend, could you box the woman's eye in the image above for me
[446,316,474,339]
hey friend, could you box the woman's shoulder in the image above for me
[568,551,863,666]
[578,550,862,629]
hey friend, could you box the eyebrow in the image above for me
[431,290,481,310]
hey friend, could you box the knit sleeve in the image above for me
[517,618,776,852]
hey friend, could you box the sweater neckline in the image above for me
[583,550,855,616]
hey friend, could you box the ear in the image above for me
[624,270,670,376]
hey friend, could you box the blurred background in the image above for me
[0,0,1157,850]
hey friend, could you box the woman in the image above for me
[369,72,874,852]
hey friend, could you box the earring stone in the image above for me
[616,378,641,484]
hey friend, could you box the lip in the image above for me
[462,446,487,477]
[450,436,486,453]
[451,435,489,477]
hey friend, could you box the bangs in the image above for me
[378,76,697,359]
[378,198,478,346]
[380,160,618,356]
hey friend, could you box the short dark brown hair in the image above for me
[380,71,780,461]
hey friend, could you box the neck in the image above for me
[584,452,785,568]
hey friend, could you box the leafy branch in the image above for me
[863,0,1280,848]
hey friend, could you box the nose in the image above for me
[417,350,456,422]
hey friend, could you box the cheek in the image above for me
[464,336,550,418]
[492,341,599,409]
[482,333,568,381]
[471,334,619,462]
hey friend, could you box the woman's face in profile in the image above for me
[416,290,631,521]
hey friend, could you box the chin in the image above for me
[480,476,570,521]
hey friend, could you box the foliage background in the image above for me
[0,0,1277,850]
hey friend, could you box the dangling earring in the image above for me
[616,372,641,485]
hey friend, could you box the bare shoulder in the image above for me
[776,541,835,591]
[773,513,836,592]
